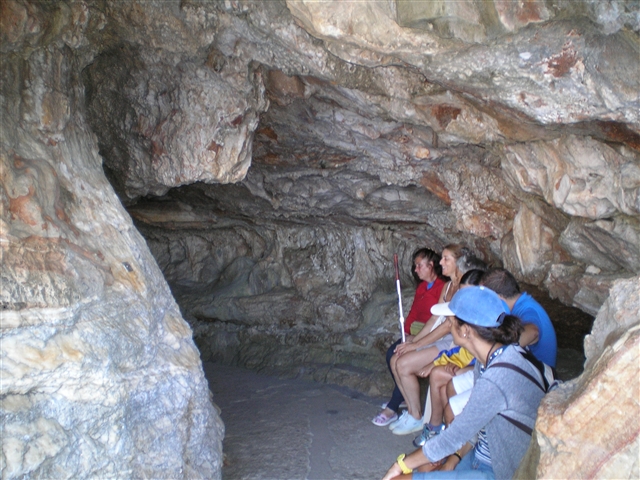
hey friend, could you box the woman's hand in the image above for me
[381,462,403,480]
[418,363,435,378]
[394,341,417,357]
[415,458,446,473]
[439,455,459,471]
[442,363,460,376]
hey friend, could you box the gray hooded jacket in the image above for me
[422,344,546,480]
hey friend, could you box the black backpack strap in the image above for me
[499,413,533,436]
[487,362,545,392]
[517,347,556,389]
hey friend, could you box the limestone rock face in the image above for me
[519,277,640,479]
[503,136,640,219]
[84,25,268,201]
[1,1,222,478]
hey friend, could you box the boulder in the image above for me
[517,276,640,479]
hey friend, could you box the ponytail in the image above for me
[456,315,523,345]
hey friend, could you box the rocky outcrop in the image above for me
[0,1,222,478]
[516,276,640,479]
[2,0,639,478]
[83,17,268,200]
[94,0,639,309]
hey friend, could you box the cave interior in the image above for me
[1,0,639,478]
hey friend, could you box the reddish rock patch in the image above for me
[432,105,461,129]
[546,43,578,77]
[207,141,221,153]
[420,171,450,204]
[596,121,640,150]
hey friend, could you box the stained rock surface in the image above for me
[516,276,640,479]
[1,0,639,479]
[1,1,222,478]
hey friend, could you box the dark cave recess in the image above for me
[523,283,594,353]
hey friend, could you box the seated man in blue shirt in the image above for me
[481,268,557,367]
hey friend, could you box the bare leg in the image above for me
[446,378,457,398]
[394,346,439,419]
[443,378,458,426]
[444,402,455,426]
[390,353,400,393]
[428,366,453,426]
[390,353,408,413]
[390,353,409,414]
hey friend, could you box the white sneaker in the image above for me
[381,401,407,409]
[388,410,409,430]
[392,414,423,435]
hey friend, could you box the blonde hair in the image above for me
[443,244,465,261]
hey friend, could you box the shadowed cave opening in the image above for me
[113,135,596,479]
[125,179,594,386]
[110,152,596,479]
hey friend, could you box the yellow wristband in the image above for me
[397,453,413,475]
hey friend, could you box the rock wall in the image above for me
[1,0,639,478]
[516,276,640,479]
[0,1,222,478]
[135,209,442,395]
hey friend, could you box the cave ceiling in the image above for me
[75,0,640,314]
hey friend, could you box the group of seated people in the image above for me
[373,245,558,480]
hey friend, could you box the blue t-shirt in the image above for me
[511,292,557,367]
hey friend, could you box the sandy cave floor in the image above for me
[205,362,415,480]
[204,344,584,480]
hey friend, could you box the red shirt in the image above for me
[404,277,446,334]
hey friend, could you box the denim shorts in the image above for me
[411,451,495,480]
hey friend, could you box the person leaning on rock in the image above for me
[480,268,557,368]
[413,267,559,451]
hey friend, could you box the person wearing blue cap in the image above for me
[382,286,547,480]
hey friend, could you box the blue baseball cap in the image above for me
[431,286,508,327]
